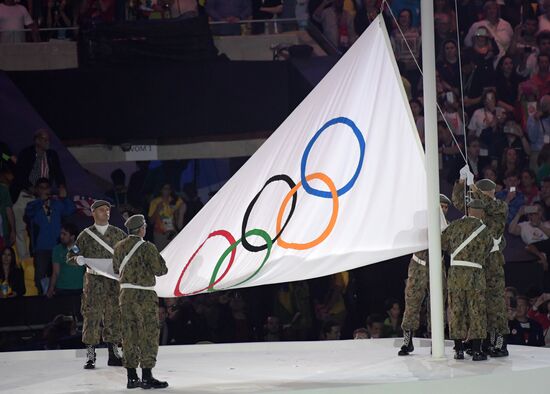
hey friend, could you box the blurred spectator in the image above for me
[365,313,385,338]
[315,271,348,326]
[80,0,115,23]
[13,129,66,201]
[230,292,252,342]
[508,295,545,346]
[497,146,521,179]
[526,292,550,345]
[382,298,402,338]
[505,286,519,320]
[438,121,462,170]
[517,31,550,79]
[353,327,368,339]
[1,247,25,298]
[468,88,496,138]
[147,183,185,250]
[434,14,454,58]
[529,53,550,98]
[320,320,341,340]
[464,27,498,106]
[390,9,421,96]
[482,166,504,192]
[520,169,540,205]
[46,222,84,298]
[0,168,15,250]
[509,16,538,66]
[273,281,313,340]
[354,0,378,36]
[527,95,550,170]
[181,183,203,227]
[509,203,550,272]
[433,0,456,33]
[464,1,513,64]
[206,0,251,35]
[169,0,198,19]
[105,168,136,221]
[539,0,550,34]
[540,177,550,217]
[496,170,525,223]
[447,137,489,184]
[495,56,522,114]
[127,161,150,213]
[24,177,75,294]
[263,315,282,341]
[252,0,282,34]
[313,0,356,51]
[437,40,460,92]
[410,99,424,142]
[46,0,72,40]
[0,0,39,43]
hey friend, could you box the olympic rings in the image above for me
[208,228,272,291]
[300,117,365,198]
[174,230,236,296]
[276,172,339,250]
[174,116,365,296]
[241,175,297,252]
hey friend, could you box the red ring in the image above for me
[173,230,236,296]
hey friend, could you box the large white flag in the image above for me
[154,16,428,297]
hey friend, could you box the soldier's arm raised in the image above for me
[452,181,466,213]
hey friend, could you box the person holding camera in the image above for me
[24,177,74,294]
[527,95,550,171]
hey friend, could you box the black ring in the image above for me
[241,174,297,252]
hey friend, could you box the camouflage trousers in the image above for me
[120,288,160,369]
[485,252,508,335]
[402,258,447,332]
[81,273,122,345]
[447,267,487,340]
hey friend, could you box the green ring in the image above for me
[208,228,272,291]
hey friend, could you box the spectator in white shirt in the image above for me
[539,0,550,34]
[468,88,497,137]
[464,1,513,66]
[0,0,39,43]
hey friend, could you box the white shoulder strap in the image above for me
[451,223,487,259]
[84,228,114,255]
[119,240,145,276]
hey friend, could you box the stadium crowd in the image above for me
[1,0,550,351]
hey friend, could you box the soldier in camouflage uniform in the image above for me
[441,199,494,361]
[68,200,126,369]
[113,214,168,390]
[398,194,452,356]
[453,179,509,357]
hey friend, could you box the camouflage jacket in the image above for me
[67,224,126,264]
[413,250,429,264]
[452,182,508,251]
[441,216,493,266]
[113,235,168,287]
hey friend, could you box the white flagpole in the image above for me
[421,0,446,358]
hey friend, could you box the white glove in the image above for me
[76,256,85,266]
[459,164,474,185]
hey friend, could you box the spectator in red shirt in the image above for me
[508,296,545,346]
[520,169,540,205]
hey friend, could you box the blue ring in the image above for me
[300,117,365,198]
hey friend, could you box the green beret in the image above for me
[439,194,452,206]
[91,200,111,211]
[475,179,496,192]
[125,214,146,231]
[467,199,485,210]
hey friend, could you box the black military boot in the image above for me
[107,343,123,366]
[489,334,509,358]
[127,368,141,389]
[471,339,488,361]
[141,368,169,389]
[84,345,96,369]
[453,340,464,360]
[398,330,414,356]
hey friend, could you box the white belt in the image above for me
[490,236,502,253]
[412,254,426,266]
[451,260,482,269]
[120,283,155,291]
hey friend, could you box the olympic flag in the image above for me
[154,16,428,297]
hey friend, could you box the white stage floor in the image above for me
[0,338,549,394]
